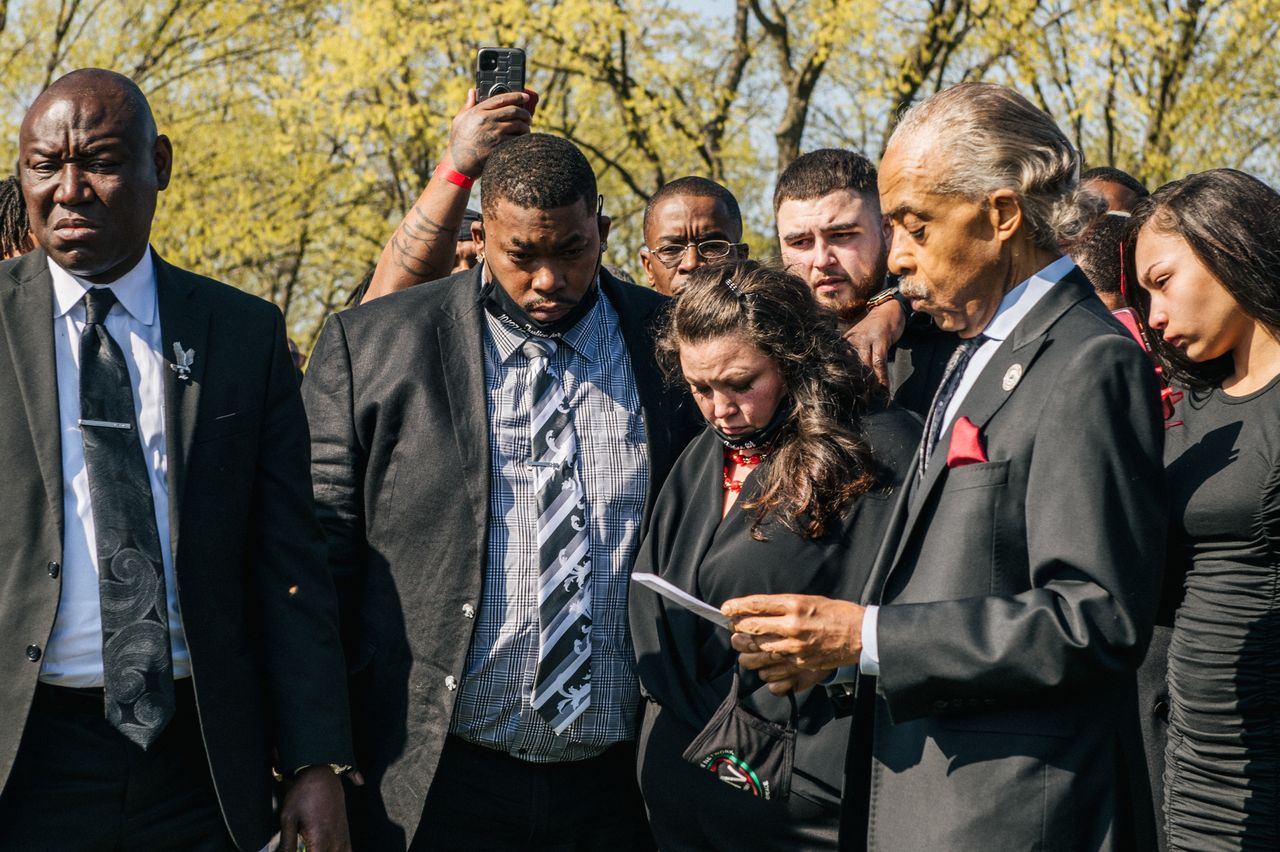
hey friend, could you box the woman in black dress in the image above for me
[1129,169,1280,849]
[630,261,920,850]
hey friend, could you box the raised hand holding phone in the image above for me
[362,51,538,303]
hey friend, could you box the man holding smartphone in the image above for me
[359,86,537,302]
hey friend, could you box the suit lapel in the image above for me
[439,269,491,524]
[155,253,210,559]
[877,266,1096,592]
[0,250,63,532]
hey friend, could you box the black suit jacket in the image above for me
[853,267,1166,851]
[0,249,353,851]
[302,267,698,850]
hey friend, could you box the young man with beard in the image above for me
[774,148,956,416]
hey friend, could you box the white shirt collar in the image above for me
[976,253,1075,342]
[50,248,157,325]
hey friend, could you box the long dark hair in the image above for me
[1124,168,1280,389]
[656,260,888,539]
[0,176,30,259]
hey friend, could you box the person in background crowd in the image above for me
[345,267,376,306]
[1074,211,1131,311]
[450,208,482,273]
[360,87,536,303]
[0,68,353,852]
[774,149,889,331]
[631,261,919,849]
[639,176,747,296]
[287,336,308,382]
[773,148,957,416]
[1083,165,1150,213]
[0,175,33,258]
[1130,168,1280,850]
[605,263,639,285]
[304,132,698,850]
[725,82,1165,850]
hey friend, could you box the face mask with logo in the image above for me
[681,667,797,801]
[480,269,601,340]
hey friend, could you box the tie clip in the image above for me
[78,419,132,430]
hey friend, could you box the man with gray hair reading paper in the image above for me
[724,82,1166,850]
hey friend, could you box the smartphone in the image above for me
[475,47,526,102]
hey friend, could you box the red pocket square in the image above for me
[946,417,988,467]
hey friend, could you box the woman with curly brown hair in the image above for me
[629,260,920,849]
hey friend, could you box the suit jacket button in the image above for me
[47,562,60,578]
[444,675,458,691]
[461,604,476,619]
[26,644,41,662]
[1153,699,1169,720]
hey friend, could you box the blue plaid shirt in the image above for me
[449,281,650,761]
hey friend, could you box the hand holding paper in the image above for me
[722,594,864,687]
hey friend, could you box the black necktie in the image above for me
[919,334,987,479]
[79,287,175,749]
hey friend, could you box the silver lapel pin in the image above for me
[1002,363,1023,392]
[170,342,195,381]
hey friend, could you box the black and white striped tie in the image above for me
[522,338,592,734]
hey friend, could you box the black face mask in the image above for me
[480,268,601,340]
[711,399,793,450]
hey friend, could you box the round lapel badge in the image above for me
[1002,363,1023,392]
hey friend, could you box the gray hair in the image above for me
[888,83,1105,250]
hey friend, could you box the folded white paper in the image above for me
[632,572,731,629]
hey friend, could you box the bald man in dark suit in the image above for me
[0,68,353,851]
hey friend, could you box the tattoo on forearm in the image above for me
[389,233,435,274]
[399,206,451,245]
[384,204,459,282]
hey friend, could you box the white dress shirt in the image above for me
[41,250,191,686]
[857,254,1076,677]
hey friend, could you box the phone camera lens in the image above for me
[480,55,498,71]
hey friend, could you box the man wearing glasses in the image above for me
[639,176,747,296]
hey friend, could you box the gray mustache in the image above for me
[899,279,929,299]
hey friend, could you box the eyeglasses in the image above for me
[645,239,745,268]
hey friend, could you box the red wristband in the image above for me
[435,162,475,189]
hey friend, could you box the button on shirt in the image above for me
[859,254,1076,678]
[450,280,650,761]
[41,250,191,686]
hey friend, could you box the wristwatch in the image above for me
[865,286,900,309]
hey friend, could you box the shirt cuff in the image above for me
[859,605,880,676]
